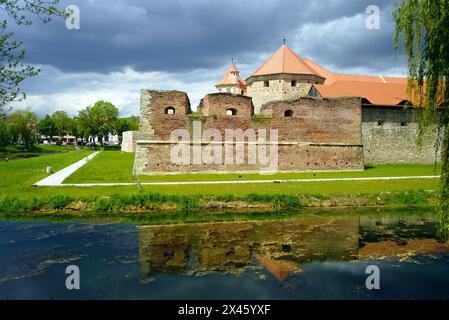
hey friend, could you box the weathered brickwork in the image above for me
[198,93,254,117]
[134,90,364,175]
[362,107,439,164]
[261,97,362,145]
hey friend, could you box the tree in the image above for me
[6,109,38,148]
[51,110,70,142]
[0,1,64,116]
[38,114,57,141]
[0,120,9,149]
[67,117,79,141]
[394,0,449,240]
[115,116,139,143]
[78,101,119,147]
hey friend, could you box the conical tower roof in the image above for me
[252,45,319,76]
[216,63,247,86]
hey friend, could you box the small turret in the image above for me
[215,60,247,95]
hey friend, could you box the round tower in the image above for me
[246,44,326,113]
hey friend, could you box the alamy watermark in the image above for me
[65,265,80,290]
[365,5,380,30]
[66,5,80,30]
[365,265,380,290]
[170,121,279,174]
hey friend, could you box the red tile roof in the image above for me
[216,63,247,87]
[304,58,409,106]
[252,45,319,76]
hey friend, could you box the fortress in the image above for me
[127,44,438,175]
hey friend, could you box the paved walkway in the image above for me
[34,151,100,187]
[58,175,440,187]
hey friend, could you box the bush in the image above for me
[0,197,25,211]
[50,195,74,210]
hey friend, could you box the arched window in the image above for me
[284,110,294,117]
[165,107,175,115]
[226,108,237,116]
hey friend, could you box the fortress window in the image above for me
[291,80,297,87]
[165,107,176,115]
[284,110,294,117]
[226,108,237,116]
[377,120,385,126]
[401,122,408,127]
[264,81,270,87]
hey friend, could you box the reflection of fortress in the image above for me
[138,215,449,282]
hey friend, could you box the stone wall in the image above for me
[246,72,325,114]
[134,90,364,175]
[247,80,316,114]
[362,106,438,164]
[121,131,137,153]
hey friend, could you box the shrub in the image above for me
[50,195,74,210]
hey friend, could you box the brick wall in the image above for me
[198,93,254,117]
[134,90,364,174]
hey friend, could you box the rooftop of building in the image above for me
[216,44,410,107]
[216,62,247,87]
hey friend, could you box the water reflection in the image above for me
[138,214,448,282]
[1,211,449,299]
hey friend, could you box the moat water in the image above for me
[1,209,449,300]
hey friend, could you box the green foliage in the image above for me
[115,116,139,141]
[187,112,208,123]
[78,101,119,146]
[51,110,70,139]
[93,193,200,212]
[38,115,57,139]
[394,0,449,240]
[383,189,430,207]
[0,120,9,148]
[251,114,272,127]
[6,109,38,148]
[0,1,64,113]
[49,195,74,210]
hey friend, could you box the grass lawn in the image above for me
[58,150,440,197]
[0,150,440,205]
[65,150,441,183]
[0,144,83,154]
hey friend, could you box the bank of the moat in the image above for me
[0,189,438,218]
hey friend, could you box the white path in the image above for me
[34,151,100,187]
[57,175,440,187]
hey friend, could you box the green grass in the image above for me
[65,150,441,183]
[0,150,92,199]
[0,144,83,154]
[0,149,441,214]
[65,150,136,183]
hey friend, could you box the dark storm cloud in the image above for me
[7,0,398,73]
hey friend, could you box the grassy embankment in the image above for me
[0,149,442,214]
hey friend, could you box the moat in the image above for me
[1,208,449,299]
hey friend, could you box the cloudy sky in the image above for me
[7,0,407,117]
